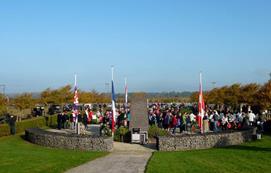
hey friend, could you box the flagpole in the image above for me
[111,66,114,81]
[74,74,79,134]
[199,72,204,134]
[111,66,115,137]
[200,72,202,134]
[125,77,127,107]
[74,74,77,87]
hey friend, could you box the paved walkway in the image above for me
[65,142,154,173]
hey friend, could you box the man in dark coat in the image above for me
[83,112,88,129]
[57,113,62,130]
[8,114,16,135]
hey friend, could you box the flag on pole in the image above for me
[73,75,79,125]
[198,72,205,134]
[111,67,116,134]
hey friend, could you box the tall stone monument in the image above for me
[129,93,149,132]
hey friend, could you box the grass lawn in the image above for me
[0,135,108,173]
[146,135,271,173]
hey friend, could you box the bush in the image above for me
[148,125,170,138]
[15,116,46,134]
[44,115,58,127]
[114,126,130,142]
[0,115,57,137]
[100,124,112,137]
[0,123,10,137]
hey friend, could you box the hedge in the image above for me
[148,125,170,138]
[0,115,57,137]
[114,126,130,142]
[0,124,10,137]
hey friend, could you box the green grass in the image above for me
[0,135,108,173]
[146,135,271,173]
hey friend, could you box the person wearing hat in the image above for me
[8,114,16,135]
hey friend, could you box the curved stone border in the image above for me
[157,128,256,151]
[25,128,113,151]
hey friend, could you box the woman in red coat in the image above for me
[172,114,178,134]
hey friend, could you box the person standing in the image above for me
[172,114,178,134]
[248,111,256,126]
[127,110,131,128]
[213,111,219,132]
[57,113,62,130]
[61,112,66,129]
[180,113,187,133]
[63,112,69,129]
[69,113,74,130]
[221,114,228,131]
[83,112,88,129]
[8,114,16,135]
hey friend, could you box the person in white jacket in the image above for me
[221,115,228,130]
[189,113,196,123]
[248,111,256,126]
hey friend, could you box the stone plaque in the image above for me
[129,93,149,132]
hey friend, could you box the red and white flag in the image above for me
[73,75,79,123]
[198,72,205,133]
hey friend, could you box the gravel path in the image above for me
[65,142,154,173]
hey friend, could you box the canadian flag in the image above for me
[198,73,205,134]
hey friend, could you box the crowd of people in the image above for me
[56,104,131,134]
[56,102,268,135]
[148,103,262,134]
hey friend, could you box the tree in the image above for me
[0,94,7,115]
[257,81,271,111]
[239,83,260,105]
[223,84,241,110]
[190,92,199,103]
[40,85,73,105]
[13,93,35,110]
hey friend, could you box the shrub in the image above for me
[15,116,46,133]
[0,115,57,137]
[100,124,112,137]
[148,125,170,138]
[114,126,130,142]
[44,115,58,127]
[0,123,10,137]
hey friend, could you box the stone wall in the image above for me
[158,128,255,151]
[25,128,113,152]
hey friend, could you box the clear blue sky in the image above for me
[0,0,270,93]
